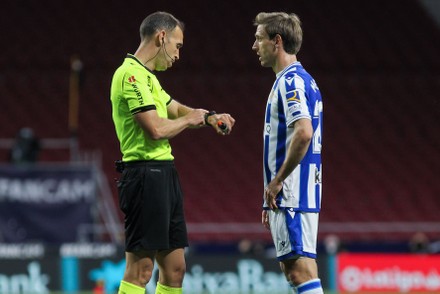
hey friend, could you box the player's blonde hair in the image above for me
[254,12,303,55]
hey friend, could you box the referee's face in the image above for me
[157,26,184,71]
[252,25,276,68]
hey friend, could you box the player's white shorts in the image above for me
[268,208,319,261]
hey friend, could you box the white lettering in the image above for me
[340,266,440,292]
[0,262,49,294]
[181,259,289,293]
[60,243,117,258]
[0,178,95,203]
[0,244,44,259]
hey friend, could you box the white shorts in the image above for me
[268,208,319,261]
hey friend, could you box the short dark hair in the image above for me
[254,12,302,55]
[139,11,185,41]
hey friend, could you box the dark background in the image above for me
[1,0,439,245]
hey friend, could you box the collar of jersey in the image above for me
[273,61,302,90]
[126,54,155,75]
[276,61,302,79]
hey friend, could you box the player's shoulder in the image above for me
[280,66,307,91]
[289,65,316,86]
[279,63,303,80]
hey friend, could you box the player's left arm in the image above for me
[264,118,313,209]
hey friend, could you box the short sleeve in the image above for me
[284,74,311,127]
[121,71,156,114]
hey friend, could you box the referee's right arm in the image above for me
[134,108,206,140]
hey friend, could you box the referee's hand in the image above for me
[186,109,208,127]
[207,113,235,135]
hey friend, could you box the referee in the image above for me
[110,12,235,294]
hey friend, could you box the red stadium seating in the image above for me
[1,0,439,243]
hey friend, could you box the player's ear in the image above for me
[274,34,282,48]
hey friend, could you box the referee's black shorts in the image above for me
[117,160,188,252]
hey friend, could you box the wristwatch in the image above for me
[204,111,216,126]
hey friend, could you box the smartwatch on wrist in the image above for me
[204,111,216,126]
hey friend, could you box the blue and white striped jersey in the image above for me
[263,62,323,212]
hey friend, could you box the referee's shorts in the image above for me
[117,160,188,252]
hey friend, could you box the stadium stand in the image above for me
[1,0,439,243]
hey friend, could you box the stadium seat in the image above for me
[1,0,439,242]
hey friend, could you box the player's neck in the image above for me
[273,54,297,74]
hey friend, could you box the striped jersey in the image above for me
[263,62,323,212]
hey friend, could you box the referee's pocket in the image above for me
[116,180,125,213]
[117,171,142,214]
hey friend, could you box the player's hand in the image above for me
[262,210,270,230]
[207,113,235,135]
[264,179,282,210]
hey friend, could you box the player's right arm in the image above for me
[134,108,207,140]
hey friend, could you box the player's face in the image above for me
[252,25,276,68]
[156,26,184,71]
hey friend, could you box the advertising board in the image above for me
[338,253,440,293]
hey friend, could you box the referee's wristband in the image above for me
[204,111,216,126]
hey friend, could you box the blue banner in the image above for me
[0,165,96,244]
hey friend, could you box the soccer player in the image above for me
[110,11,235,294]
[252,12,324,294]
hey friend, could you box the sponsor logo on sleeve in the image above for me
[286,90,301,103]
[128,75,144,105]
[128,76,136,83]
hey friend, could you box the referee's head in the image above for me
[140,11,185,41]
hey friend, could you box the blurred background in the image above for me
[0,0,439,293]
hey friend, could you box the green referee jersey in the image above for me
[110,54,174,161]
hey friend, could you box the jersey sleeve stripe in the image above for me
[131,105,156,115]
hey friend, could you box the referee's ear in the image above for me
[155,30,166,47]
